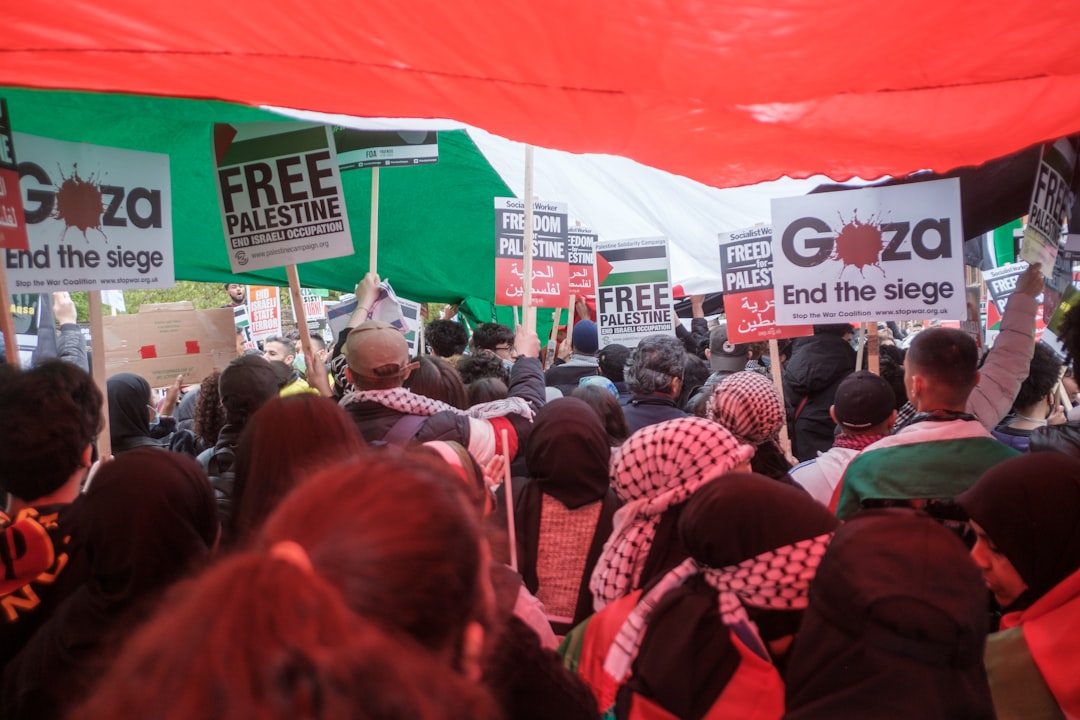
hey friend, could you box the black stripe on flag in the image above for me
[599,246,667,262]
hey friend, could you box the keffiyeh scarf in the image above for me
[340,386,534,422]
[603,532,834,684]
[589,417,754,610]
[707,371,786,445]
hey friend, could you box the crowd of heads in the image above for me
[5,287,1080,720]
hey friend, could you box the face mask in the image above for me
[502,358,515,373]
[293,354,307,375]
[762,356,772,368]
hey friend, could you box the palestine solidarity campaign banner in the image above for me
[771,178,966,325]
[594,237,675,347]
[214,122,355,273]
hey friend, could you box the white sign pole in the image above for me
[370,166,380,275]
[88,291,112,459]
[521,146,536,335]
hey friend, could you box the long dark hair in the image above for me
[229,394,367,546]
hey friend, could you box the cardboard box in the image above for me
[103,304,236,387]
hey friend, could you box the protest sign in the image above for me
[1019,138,1078,276]
[771,178,966,325]
[0,100,28,251]
[214,123,354,273]
[594,237,675,348]
[1040,284,1080,360]
[718,225,812,343]
[494,198,568,308]
[983,262,1030,315]
[568,226,597,295]
[6,133,173,291]
[246,285,282,341]
[327,296,357,340]
[103,304,235,386]
[233,304,255,349]
[299,288,328,321]
[982,261,1047,345]
[333,129,439,170]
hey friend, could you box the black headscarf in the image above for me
[525,397,611,507]
[107,373,158,453]
[783,509,994,720]
[516,397,619,631]
[2,449,219,719]
[957,452,1080,613]
[620,473,838,720]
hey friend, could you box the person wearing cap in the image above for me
[783,324,858,463]
[830,328,1019,520]
[684,324,753,414]
[545,320,601,397]
[339,318,545,462]
[621,334,688,434]
[790,371,896,506]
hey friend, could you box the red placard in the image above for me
[725,288,812,343]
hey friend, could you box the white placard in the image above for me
[771,179,966,325]
[7,133,173,291]
[215,122,354,273]
[594,236,675,348]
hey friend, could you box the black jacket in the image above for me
[783,334,856,462]
[621,393,687,435]
[1029,422,1080,458]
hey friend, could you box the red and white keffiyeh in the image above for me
[707,371,786,445]
[589,417,754,610]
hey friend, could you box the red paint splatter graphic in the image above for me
[831,211,883,276]
[53,164,106,241]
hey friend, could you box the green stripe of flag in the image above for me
[219,127,328,167]
[602,269,669,287]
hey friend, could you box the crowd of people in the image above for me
[2,262,1079,719]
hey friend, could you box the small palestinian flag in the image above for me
[595,243,669,287]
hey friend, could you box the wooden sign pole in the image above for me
[867,323,880,375]
[768,338,793,461]
[0,266,18,365]
[855,322,866,370]
[285,265,313,369]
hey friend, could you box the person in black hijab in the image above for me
[515,397,620,635]
[956,453,1080,719]
[107,373,169,454]
[2,448,219,720]
[783,509,994,720]
[568,473,837,719]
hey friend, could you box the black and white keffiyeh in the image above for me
[602,532,833,683]
[589,417,754,609]
[707,371,785,445]
[340,386,534,422]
